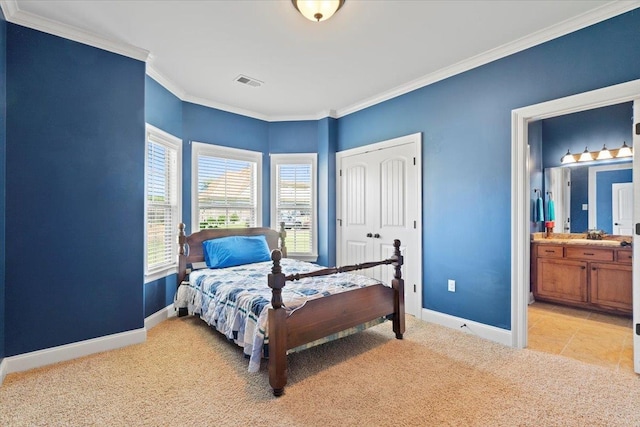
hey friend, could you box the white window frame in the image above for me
[144,124,182,282]
[270,153,318,261]
[192,142,263,232]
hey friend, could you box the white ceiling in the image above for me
[4,1,639,121]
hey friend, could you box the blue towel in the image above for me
[536,197,544,222]
[547,200,555,222]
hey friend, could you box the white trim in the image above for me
[3,328,146,375]
[336,2,640,118]
[144,304,177,331]
[511,79,640,349]
[0,0,149,62]
[421,308,513,347]
[588,162,632,229]
[146,63,187,100]
[191,142,263,231]
[270,153,318,258]
[183,94,270,122]
[0,358,7,386]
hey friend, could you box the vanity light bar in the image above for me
[560,141,633,164]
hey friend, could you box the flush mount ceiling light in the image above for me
[292,0,345,22]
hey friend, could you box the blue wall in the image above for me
[596,168,633,233]
[143,76,183,317]
[5,25,145,356]
[181,102,270,235]
[0,11,6,362]
[337,9,640,329]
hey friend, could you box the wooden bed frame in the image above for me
[177,223,405,396]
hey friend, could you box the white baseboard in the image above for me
[144,304,177,331]
[0,304,177,382]
[4,327,147,375]
[421,308,513,347]
[0,357,7,386]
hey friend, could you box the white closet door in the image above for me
[339,140,421,316]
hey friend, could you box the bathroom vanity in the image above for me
[531,235,632,316]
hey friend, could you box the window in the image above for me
[271,154,317,260]
[192,142,262,231]
[145,124,181,280]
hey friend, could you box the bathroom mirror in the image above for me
[545,161,632,235]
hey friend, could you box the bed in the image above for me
[174,223,405,396]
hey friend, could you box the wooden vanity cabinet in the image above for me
[531,242,632,315]
[589,263,632,313]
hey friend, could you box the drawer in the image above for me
[617,250,633,264]
[536,245,563,258]
[565,247,613,262]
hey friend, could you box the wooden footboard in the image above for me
[267,240,405,396]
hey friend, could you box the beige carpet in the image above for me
[1,315,639,426]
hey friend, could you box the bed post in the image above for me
[267,249,287,397]
[392,239,405,339]
[178,223,188,285]
[278,221,287,258]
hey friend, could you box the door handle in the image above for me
[366,233,373,238]
[373,233,381,238]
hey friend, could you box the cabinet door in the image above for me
[535,258,588,303]
[589,262,632,313]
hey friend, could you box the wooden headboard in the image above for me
[177,223,287,284]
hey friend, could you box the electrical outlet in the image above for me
[448,279,455,292]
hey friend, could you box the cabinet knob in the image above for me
[374,233,381,238]
[366,233,372,238]
[592,267,597,271]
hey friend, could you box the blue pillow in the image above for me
[202,235,272,269]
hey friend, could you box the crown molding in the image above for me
[335,1,640,118]
[0,0,149,62]
[2,0,636,121]
[146,61,186,100]
[183,93,270,122]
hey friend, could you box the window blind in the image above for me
[276,163,313,254]
[197,155,257,229]
[146,137,178,272]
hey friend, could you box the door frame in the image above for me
[336,132,423,318]
[511,78,640,350]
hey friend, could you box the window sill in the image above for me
[287,254,318,263]
[144,266,178,284]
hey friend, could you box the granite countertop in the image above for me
[531,233,632,248]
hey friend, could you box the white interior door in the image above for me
[633,99,640,374]
[338,134,422,317]
[612,182,633,235]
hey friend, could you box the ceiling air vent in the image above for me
[235,74,263,88]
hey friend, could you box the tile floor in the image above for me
[527,300,634,372]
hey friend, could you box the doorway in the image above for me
[511,79,640,375]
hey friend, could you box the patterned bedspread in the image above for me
[174,258,387,372]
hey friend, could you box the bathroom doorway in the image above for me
[510,79,640,374]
